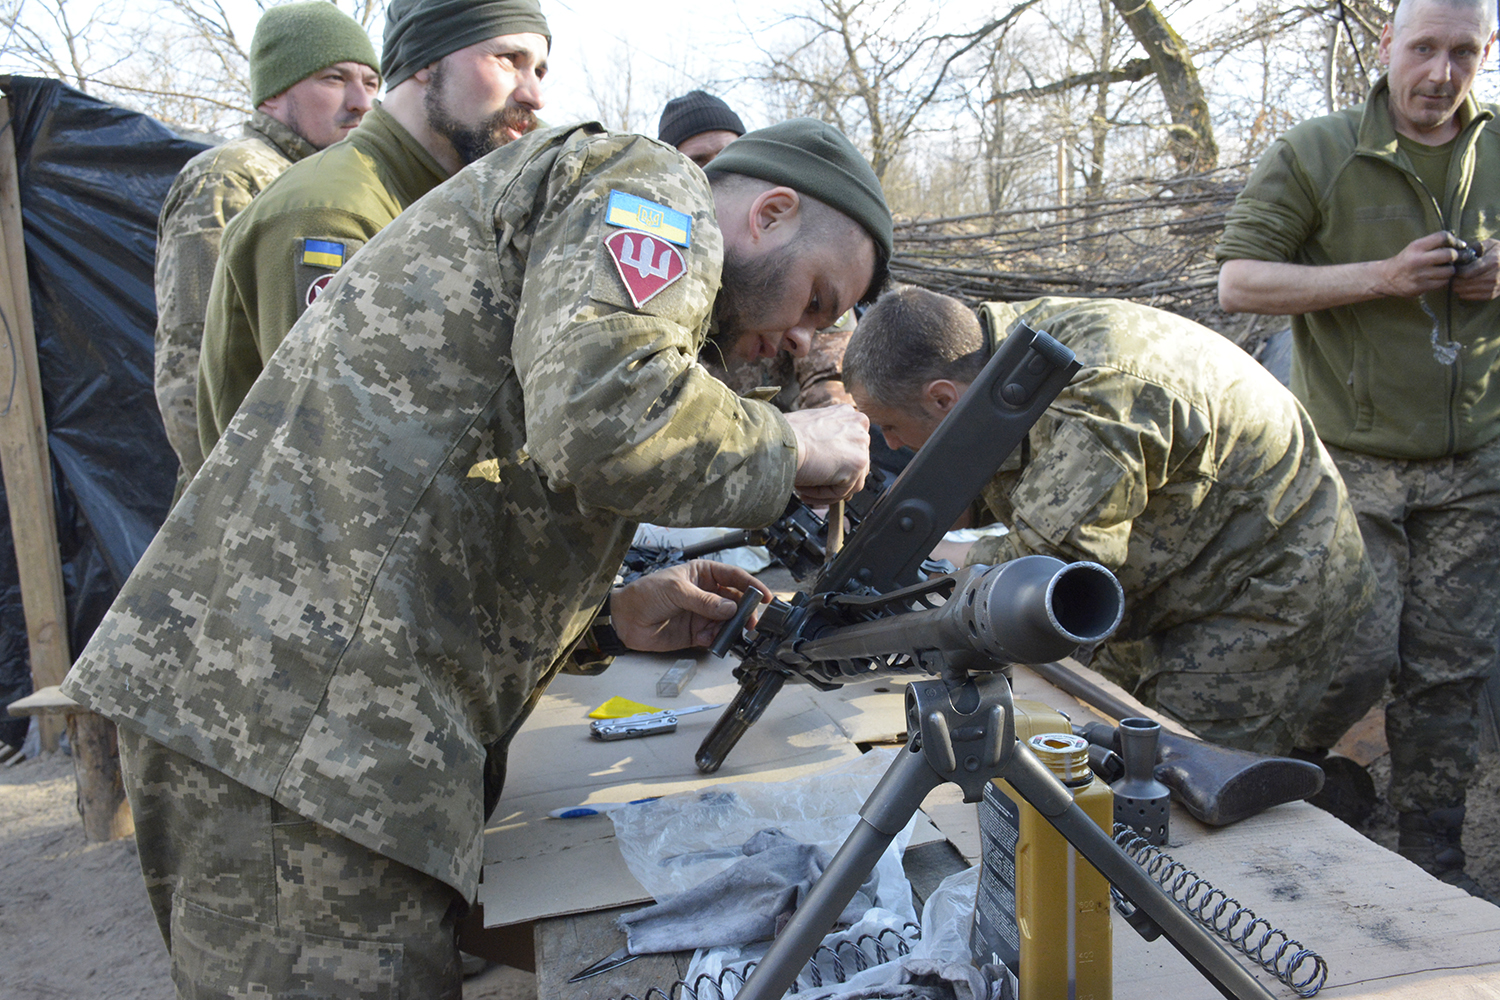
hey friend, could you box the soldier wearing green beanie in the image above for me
[194,0,554,475]
[70,114,888,996]
[152,2,379,496]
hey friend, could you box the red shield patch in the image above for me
[604,229,686,308]
[306,273,335,307]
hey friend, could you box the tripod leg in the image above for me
[735,743,945,1000]
[1000,746,1275,1000]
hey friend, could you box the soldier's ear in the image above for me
[924,379,964,415]
[749,187,801,244]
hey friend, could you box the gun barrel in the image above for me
[795,557,1122,668]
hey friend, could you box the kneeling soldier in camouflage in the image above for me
[844,288,1375,756]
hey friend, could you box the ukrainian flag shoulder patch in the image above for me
[605,190,691,248]
[301,238,346,269]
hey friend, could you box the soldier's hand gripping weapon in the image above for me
[696,319,1090,774]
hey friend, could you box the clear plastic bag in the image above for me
[609,747,912,912]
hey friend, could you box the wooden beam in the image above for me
[6,683,80,716]
[0,97,71,752]
[0,98,132,841]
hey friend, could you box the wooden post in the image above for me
[0,98,131,840]
[0,97,70,751]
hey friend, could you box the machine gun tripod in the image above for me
[734,663,1277,1000]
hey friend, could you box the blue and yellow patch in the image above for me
[301,238,346,268]
[605,190,691,248]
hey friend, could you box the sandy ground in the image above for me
[0,752,538,1000]
[1,732,1494,999]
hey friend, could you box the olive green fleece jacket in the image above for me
[1216,76,1500,460]
[195,104,450,470]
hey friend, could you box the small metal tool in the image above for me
[589,704,725,741]
[569,945,639,982]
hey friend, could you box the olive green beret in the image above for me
[382,0,551,90]
[250,2,379,108]
[704,117,893,269]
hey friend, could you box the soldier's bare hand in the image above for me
[1453,238,1500,301]
[785,404,870,504]
[1378,231,1471,298]
[610,560,773,651]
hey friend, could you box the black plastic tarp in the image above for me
[0,76,207,746]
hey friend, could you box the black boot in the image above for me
[1291,747,1376,828]
[1397,806,1493,901]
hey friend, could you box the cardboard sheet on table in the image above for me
[480,650,937,928]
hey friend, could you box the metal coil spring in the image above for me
[1112,826,1328,996]
[606,922,921,1000]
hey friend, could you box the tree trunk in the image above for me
[1109,0,1218,173]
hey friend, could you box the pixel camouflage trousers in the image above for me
[119,729,465,999]
[1298,439,1500,813]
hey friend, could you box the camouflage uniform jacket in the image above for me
[194,104,450,471]
[154,112,316,481]
[62,124,798,899]
[1216,76,1500,460]
[966,297,1368,645]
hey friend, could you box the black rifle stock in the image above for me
[1026,660,1326,825]
[696,320,1081,774]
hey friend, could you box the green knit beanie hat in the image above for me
[251,2,380,107]
[382,0,551,90]
[704,118,893,294]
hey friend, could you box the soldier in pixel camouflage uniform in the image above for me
[194,0,554,476]
[62,117,889,998]
[844,289,1374,756]
[153,2,379,493]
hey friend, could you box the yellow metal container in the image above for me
[972,707,1113,1000]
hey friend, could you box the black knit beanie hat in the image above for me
[657,91,745,147]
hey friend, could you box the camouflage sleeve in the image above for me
[154,168,256,476]
[795,325,854,409]
[513,137,798,529]
[1214,138,1320,265]
[964,377,1158,569]
[197,207,375,461]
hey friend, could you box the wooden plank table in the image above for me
[478,654,1500,1000]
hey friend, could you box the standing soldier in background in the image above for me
[194,0,553,473]
[153,2,379,493]
[658,89,745,168]
[1217,0,1498,897]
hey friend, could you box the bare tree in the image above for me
[753,0,1040,183]
[1108,0,1217,172]
[0,0,131,92]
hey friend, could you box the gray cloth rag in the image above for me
[618,828,878,954]
[811,960,992,1000]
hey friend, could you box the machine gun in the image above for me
[696,318,1081,774]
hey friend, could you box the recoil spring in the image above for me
[1112,825,1328,996]
[606,922,920,1000]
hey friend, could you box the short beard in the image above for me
[709,240,798,363]
[423,62,538,165]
